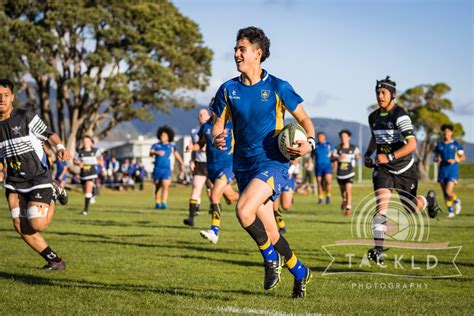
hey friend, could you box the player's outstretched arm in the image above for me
[173,150,186,172]
[48,134,71,161]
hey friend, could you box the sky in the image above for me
[173,0,473,142]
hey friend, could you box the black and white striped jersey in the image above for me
[75,147,101,180]
[333,144,360,179]
[368,105,416,174]
[0,109,53,183]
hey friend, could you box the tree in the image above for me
[0,0,213,150]
[397,83,464,181]
[370,83,464,181]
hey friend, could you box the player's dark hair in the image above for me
[441,124,454,131]
[0,79,14,93]
[236,26,271,62]
[83,135,95,144]
[376,76,396,99]
[339,129,352,137]
[157,125,175,142]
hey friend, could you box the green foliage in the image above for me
[0,0,213,147]
[399,83,463,137]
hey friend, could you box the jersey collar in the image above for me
[238,69,269,84]
[379,104,398,116]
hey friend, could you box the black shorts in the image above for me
[80,167,98,183]
[337,177,354,185]
[373,165,418,212]
[193,161,208,177]
[4,177,54,205]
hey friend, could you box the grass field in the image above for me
[0,181,473,315]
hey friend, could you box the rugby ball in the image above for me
[278,123,307,160]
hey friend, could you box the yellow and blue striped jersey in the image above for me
[198,119,233,171]
[210,69,303,172]
[151,142,176,170]
[434,140,464,166]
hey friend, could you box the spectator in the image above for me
[134,160,147,191]
[108,156,120,177]
[121,158,130,175]
[128,158,138,178]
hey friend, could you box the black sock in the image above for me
[274,235,293,261]
[84,197,91,212]
[40,246,61,263]
[210,203,222,217]
[243,217,268,247]
[189,199,200,217]
[273,209,286,229]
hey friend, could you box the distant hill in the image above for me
[104,106,474,162]
[105,107,207,139]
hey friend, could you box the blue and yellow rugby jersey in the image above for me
[314,141,333,166]
[151,142,176,170]
[198,119,233,171]
[210,69,303,172]
[434,140,464,166]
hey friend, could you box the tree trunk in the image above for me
[418,130,435,182]
[38,76,56,133]
[66,107,83,154]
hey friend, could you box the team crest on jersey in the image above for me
[11,126,21,135]
[261,90,270,101]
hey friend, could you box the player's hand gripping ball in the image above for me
[278,123,307,160]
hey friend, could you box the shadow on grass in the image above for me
[48,231,113,239]
[0,271,236,300]
[55,219,196,231]
[436,225,474,229]
[78,239,254,257]
[304,220,350,225]
[456,213,474,217]
[169,254,261,268]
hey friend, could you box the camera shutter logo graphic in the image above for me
[351,190,429,242]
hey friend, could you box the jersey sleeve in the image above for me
[278,81,304,113]
[210,85,231,121]
[27,112,53,141]
[433,142,441,156]
[197,125,205,143]
[395,111,415,139]
[171,143,177,152]
[354,146,361,156]
[332,148,339,158]
[368,112,376,138]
